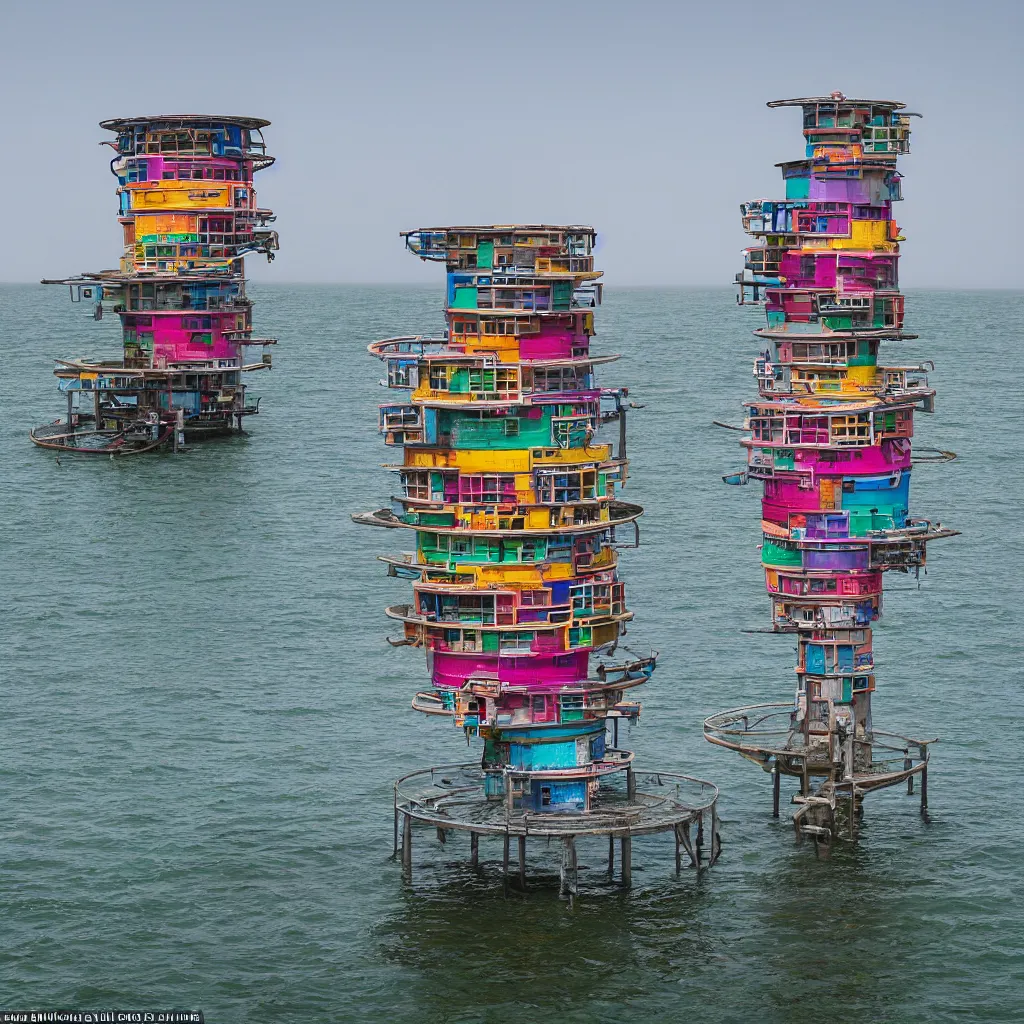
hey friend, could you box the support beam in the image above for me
[470,832,479,868]
[502,834,510,894]
[621,835,632,887]
[518,835,527,890]
[772,766,781,818]
[906,757,914,795]
[710,803,722,866]
[401,813,412,878]
[607,835,615,879]
[626,765,636,801]
[679,820,696,869]
[559,836,578,902]
[920,763,928,818]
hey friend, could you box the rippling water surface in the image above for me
[2,284,1021,1022]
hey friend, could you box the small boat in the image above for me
[722,470,748,485]
[29,421,171,456]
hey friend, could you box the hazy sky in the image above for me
[1,0,1020,287]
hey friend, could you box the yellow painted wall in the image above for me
[790,364,880,395]
[134,213,199,236]
[844,365,879,388]
[124,182,241,210]
[833,220,892,250]
[403,446,612,472]
[456,551,616,586]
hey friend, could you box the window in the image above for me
[546,541,572,562]
[561,694,585,721]
[568,626,593,649]
[403,471,431,500]
[570,584,594,616]
[831,415,870,444]
[473,538,498,559]
[552,412,595,448]
[467,368,517,398]
[499,631,534,653]
[532,366,588,393]
[520,540,540,562]
[536,469,596,504]
[459,474,515,504]
[480,316,537,336]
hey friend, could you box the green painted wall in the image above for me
[848,340,876,367]
[762,538,802,567]
[441,408,558,449]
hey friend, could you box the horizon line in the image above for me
[3,280,1021,292]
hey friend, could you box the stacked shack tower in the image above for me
[32,115,278,454]
[705,95,957,850]
[356,225,719,894]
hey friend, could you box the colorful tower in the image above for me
[705,95,957,850]
[356,226,719,892]
[33,115,278,454]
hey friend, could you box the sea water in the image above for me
[2,284,1021,1022]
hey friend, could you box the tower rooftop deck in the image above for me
[767,96,910,110]
[100,114,271,130]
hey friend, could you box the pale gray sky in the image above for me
[2,0,1020,286]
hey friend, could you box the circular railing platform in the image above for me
[392,761,721,897]
[703,701,933,792]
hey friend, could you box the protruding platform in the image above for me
[704,702,933,853]
[392,761,721,899]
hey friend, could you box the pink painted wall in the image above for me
[124,156,251,181]
[762,479,822,523]
[139,312,241,367]
[768,568,883,597]
[774,250,898,293]
[431,650,589,689]
[778,252,837,289]
[792,441,912,475]
[519,325,587,360]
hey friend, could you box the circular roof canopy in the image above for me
[767,96,906,110]
[99,114,271,131]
